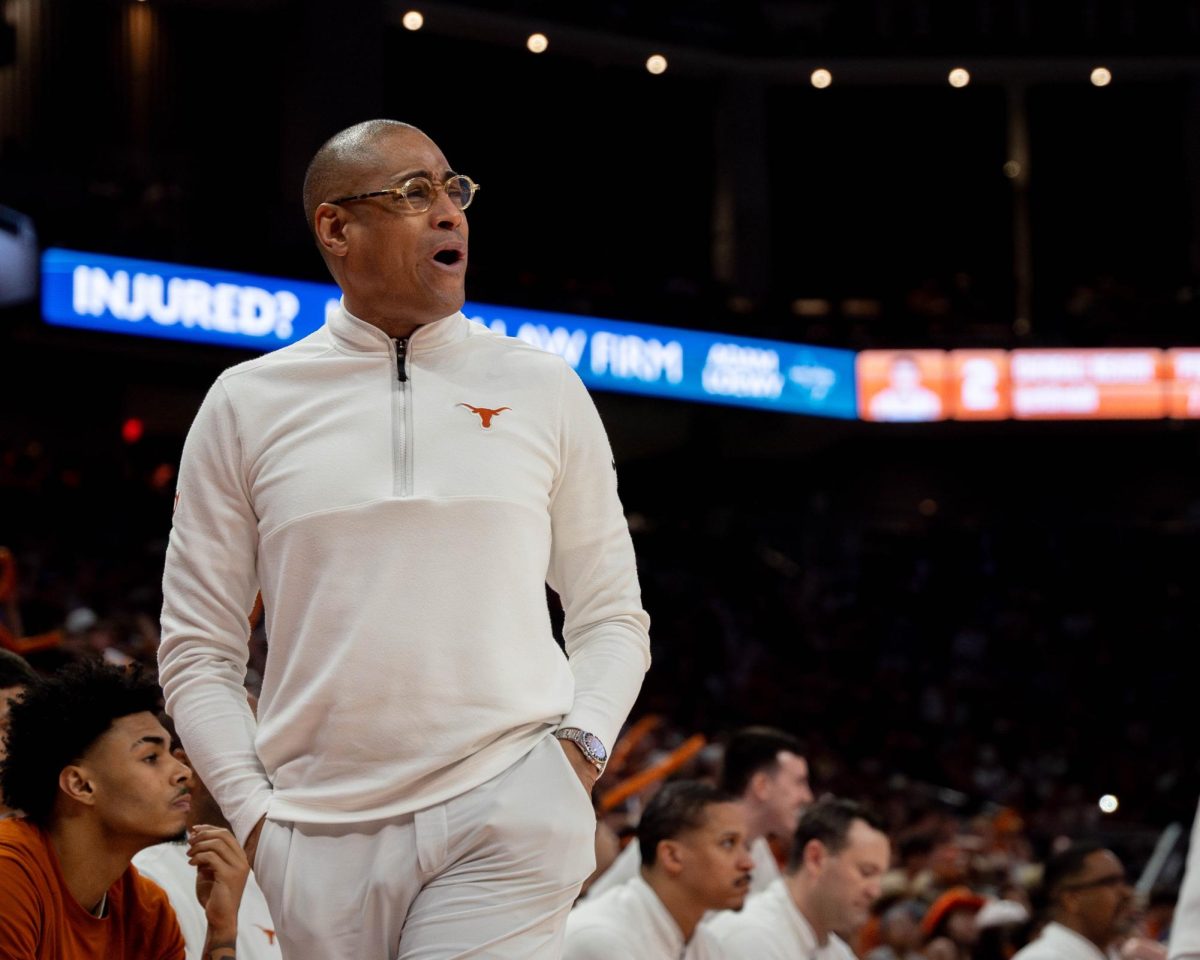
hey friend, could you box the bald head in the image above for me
[302,119,424,229]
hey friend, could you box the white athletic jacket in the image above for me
[159,304,651,844]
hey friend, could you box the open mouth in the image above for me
[433,249,463,266]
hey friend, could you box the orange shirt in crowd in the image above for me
[0,817,185,960]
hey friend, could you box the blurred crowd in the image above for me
[1,416,1195,957]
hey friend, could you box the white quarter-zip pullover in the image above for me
[159,305,651,843]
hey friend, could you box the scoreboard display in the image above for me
[860,348,1185,422]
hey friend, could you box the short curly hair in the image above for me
[0,658,163,825]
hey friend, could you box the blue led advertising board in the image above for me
[41,247,858,420]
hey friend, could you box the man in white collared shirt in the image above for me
[706,797,890,960]
[586,727,812,900]
[1013,844,1135,960]
[564,781,754,960]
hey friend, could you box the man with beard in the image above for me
[0,660,249,959]
[1013,844,1135,960]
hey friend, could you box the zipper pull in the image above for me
[394,337,409,382]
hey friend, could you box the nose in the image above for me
[428,185,464,230]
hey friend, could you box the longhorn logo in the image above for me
[255,925,277,945]
[458,403,511,429]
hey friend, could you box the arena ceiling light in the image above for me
[526,32,548,53]
[645,53,668,74]
[1091,66,1112,86]
[948,66,971,87]
[402,9,424,30]
[810,68,832,89]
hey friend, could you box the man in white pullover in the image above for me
[158,119,652,959]
[706,797,890,960]
[564,781,754,960]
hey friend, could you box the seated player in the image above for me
[135,716,282,959]
[564,780,754,959]
[587,726,812,899]
[707,796,890,960]
[0,659,249,959]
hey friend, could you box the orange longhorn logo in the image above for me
[458,403,511,429]
[255,925,277,945]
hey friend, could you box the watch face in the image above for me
[584,733,607,762]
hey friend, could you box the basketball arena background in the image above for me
[2,0,1200,915]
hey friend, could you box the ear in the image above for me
[59,764,97,808]
[313,203,351,259]
[657,839,686,878]
[803,838,828,873]
[749,768,773,801]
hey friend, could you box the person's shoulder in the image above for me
[131,842,188,885]
[564,900,638,958]
[462,318,574,375]
[0,817,51,868]
[218,325,334,384]
[1011,935,1056,960]
[705,912,784,957]
[0,820,58,932]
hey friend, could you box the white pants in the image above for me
[252,735,597,960]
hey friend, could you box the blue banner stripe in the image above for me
[40,248,859,420]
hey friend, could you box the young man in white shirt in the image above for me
[587,726,812,899]
[1013,844,1135,960]
[135,734,281,960]
[564,781,754,960]
[707,796,890,960]
[159,119,651,959]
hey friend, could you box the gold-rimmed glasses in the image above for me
[326,175,480,213]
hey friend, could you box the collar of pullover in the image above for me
[329,300,469,353]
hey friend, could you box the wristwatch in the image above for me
[554,727,608,773]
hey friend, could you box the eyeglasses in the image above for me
[1060,873,1128,892]
[326,175,480,213]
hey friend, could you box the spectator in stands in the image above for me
[867,899,928,960]
[587,726,811,898]
[922,887,986,960]
[706,796,890,959]
[1013,843,1134,960]
[974,898,1034,960]
[135,711,281,959]
[0,659,249,959]
[0,648,40,820]
[564,780,753,959]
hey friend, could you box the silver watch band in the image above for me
[554,727,607,772]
